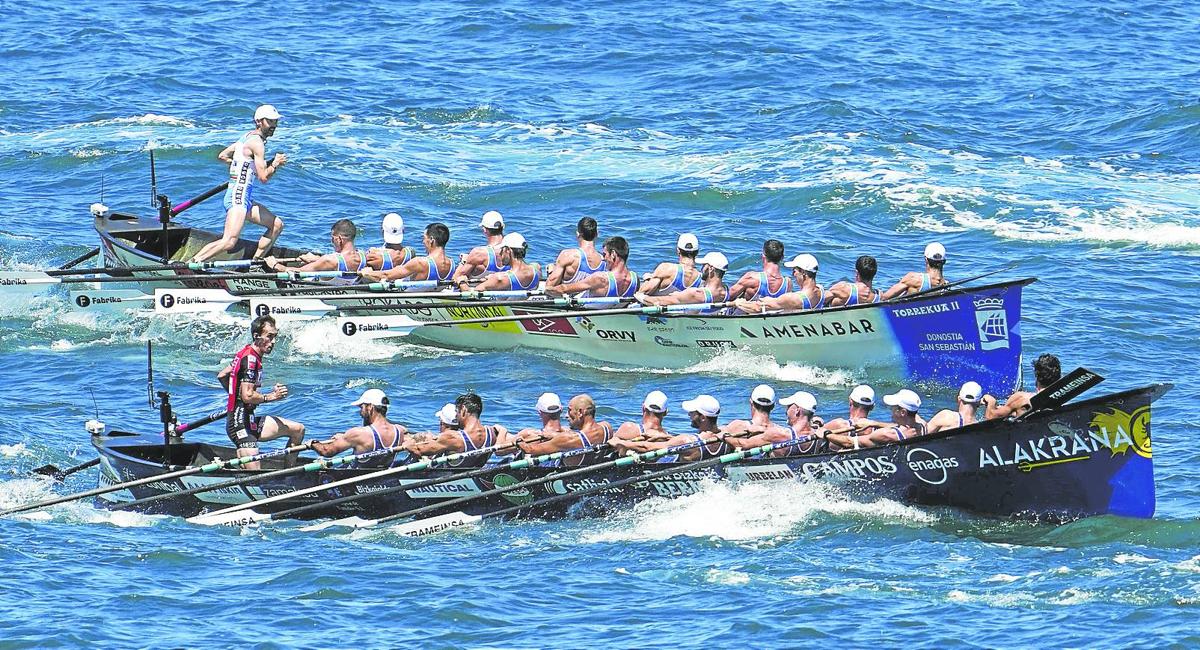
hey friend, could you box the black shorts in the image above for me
[227,415,269,449]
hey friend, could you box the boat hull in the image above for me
[92,384,1166,523]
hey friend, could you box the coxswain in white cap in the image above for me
[191,104,287,263]
[546,217,607,289]
[639,233,703,296]
[514,394,614,467]
[467,232,542,293]
[926,381,984,434]
[311,388,409,468]
[825,255,883,307]
[635,251,729,312]
[365,213,417,272]
[452,210,510,281]
[615,390,673,442]
[733,252,824,314]
[882,242,948,300]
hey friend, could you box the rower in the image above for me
[882,242,947,300]
[263,218,363,284]
[615,390,672,441]
[722,385,794,455]
[611,394,727,462]
[435,403,460,433]
[732,253,822,313]
[403,392,507,468]
[544,236,639,301]
[490,392,567,463]
[364,213,417,272]
[825,255,882,307]
[216,314,306,469]
[635,252,729,311]
[983,353,1061,419]
[926,381,983,434]
[515,394,612,467]
[465,233,541,293]
[310,389,409,468]
[823,388,925,449]
[726,239,794,302]
[820,384,878,451]
[640,233,703,295]
[191,105,286,263]
[545,216,606,289]
[359,222,456,284]
[452,210,509,281]
[778,391,820,455]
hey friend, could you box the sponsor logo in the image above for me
[230,278,272,291]
[651,479,704,496]
[0,278,28,286]
[653,336,687,348]
[76,295,91,307]
[920,332,977,352]
[973,297,1009,351]
[801,456,897,479]
[399,478,481,498]
[342,321,358,336]
[402,517,471,537]
[576,317,595,332]
[1047,372,1101,404]
[549,477,612,495]
[644,316,668,325]
[728,464,796,483]
[492,473,535,505]
[596,329,636,342]
[696,339,737,350]
[892,301,962,319]
[978,409,1149,471]
[266,304,304,315]
[159,293,176,309]
[446,305,507,320]
[514,311,578,337]
[254,303,271,317]
[906,448,959,485]
[754,319,876,340]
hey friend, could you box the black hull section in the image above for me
[92,384,1167,523]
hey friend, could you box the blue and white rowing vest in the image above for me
[602,271,639,298]
[753,273,794,299]
[224,132,258,210]
[352,424,403,469]
[566,247,607,284]
[373,246,415,271]
[423,255,456,281]
[801,285,825,310]
[845,284,881,306]
[506,263,541,291]
[666,263,703,293]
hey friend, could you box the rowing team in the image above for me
[253,211,949,311]
[219,316,1060,470]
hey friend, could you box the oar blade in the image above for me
[0,270,56,292]
[69,289,154,311]
[389,512,482,538]
[249,297,333,322]
[153,288,243,314]
[298,516,377,532]
[187,508,271,527]
[336,314,421,340]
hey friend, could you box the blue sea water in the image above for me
[2,0,1200,647]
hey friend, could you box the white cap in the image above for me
[958,381,983,404]
[382,212,405,245]
[784,253,819,273]
[779,391,817,413]
[436,403,459,426]
[642,390,668,413]
[696,251,729,272]
[849,384,875,407]
[883,389,922,412]
[677,233,699,253]
[750,384,776,406]
[500,232,527,250]
[351,388,389,407]
[254,104,281,121]
[681,394,720,418]
[480,210,504,229]
[535,392,563,414]
[925,242,946,262]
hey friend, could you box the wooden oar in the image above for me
[308,432,751,531]
[337,301,733,340]
[185,436,541,526]
[388,437,815,538]
[0,442,313,518]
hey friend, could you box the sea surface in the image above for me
[2,0,1199,647]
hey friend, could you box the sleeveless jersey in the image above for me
[373,246,415,272]
[752,273,794,299]
[801,285,825,310]
[444,425,496,469]
[566,247,607,284]
[223,132,258,210]
[422,255,456,282]
[845,283,881,306]
[473,246,510,276]
[352,424,402,469]
[540,422,614,468]
[225,344,263,436]
[602,271,639,298]
[506,263,541,291]
[664,263,703,293]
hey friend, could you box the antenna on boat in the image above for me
[147,341,157,410]
[149,148,158,209]
[148,147,172,262]
[145,341,178,467]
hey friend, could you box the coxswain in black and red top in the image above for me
[403,392,508,468]
[310,388,410,469]
[217,314,307,469]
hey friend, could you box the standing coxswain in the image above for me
[464,233,540,292]
[640,233,703,295]
[192,105,287,263]
[545,217,606,289]
[825,255,882,307]
[544,236,639,300]
[364,213,417,272]
[926,381,984,434]
[310,389,409,468]
[453,210,509,281]
[217,314,306,469]
[732,253,823,313]
[359,222,456,283]
[882,243,947,300]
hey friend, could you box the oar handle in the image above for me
[171,182,229,217]
[176,410,229,435]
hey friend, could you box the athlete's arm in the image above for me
[217,142,237,164]
[311,428,372,457]
[404,430,466,457]
[247,135,283,183]
[451,247,489,281]
[238,379,285,407]
[725,272,758,301]
[638,286,706,306]
[517,431,582,456]
[924,410,956,435]
[984,392,1029,419]
[217,364,232,391]
[472,271,510,292]
[544,249,578,288]
[824,282,851,307]
[882,273,919,301]
[638,262,674,295]
[545,271,605,297]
